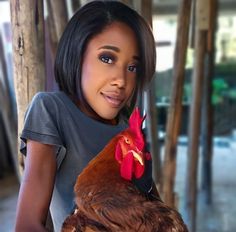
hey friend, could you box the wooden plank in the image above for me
[46,2,58,58]
[47,0,68,40]
[184,1,210,231]
[189,0,196,48]
[140,0,161,188]
[72,0,81,13]
[196,0,210,30]
[200,0,218,205]
[185,30,207,232]
[0,33,16,176]
[207,0,218,52]
[10,0,46,180]
[162,0,192,206]
[0,39,10,174]
[46,0,68,57]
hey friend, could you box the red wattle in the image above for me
[120,152,133,181]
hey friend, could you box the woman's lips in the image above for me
[102,93,124,107]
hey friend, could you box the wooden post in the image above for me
[47,0,68,42]
[189,0,196,48]
[140,0,161,188]
[45,4,58,58]
[10,0,46,179]
[162,0,192,206]
[200,0,218,205]
[185,31,207,232]
[0,33,17,176]
[200,51,213,203]
[0,35,13,113]
[72,0,81,12]
[185,0,210,231]
[46,0,68,56]
[45,0,69,92]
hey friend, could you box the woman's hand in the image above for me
[15,140,57,232]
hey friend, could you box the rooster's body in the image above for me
[62,108,188,232]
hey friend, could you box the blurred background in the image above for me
[0,0,236,231]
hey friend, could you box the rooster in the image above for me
[61,108,188,232]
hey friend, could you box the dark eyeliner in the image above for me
[98,52,116,64]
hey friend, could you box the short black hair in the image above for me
[54,0,156,117]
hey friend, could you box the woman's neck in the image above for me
[69,95,118,125]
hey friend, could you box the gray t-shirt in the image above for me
[20,91,127,231]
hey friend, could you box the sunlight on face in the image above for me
[81,21,139,121]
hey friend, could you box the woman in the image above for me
[15,1,156,231]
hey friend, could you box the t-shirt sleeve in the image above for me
[20,92,64,157]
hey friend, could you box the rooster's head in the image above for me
[115,108,151,181]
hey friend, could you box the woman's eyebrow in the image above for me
[98,45,120,52]
[98,45,140,61]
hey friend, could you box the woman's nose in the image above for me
[110,67,126,88]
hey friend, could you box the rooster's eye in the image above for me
[125,138,130,144]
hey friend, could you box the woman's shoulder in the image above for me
[31,91,64,103]
[29,91,69,109]
[23,91,71,122]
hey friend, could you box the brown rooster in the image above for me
[62,108,188,232]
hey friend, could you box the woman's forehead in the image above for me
[86,21,139,56]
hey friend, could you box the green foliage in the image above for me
[228,89,236,99]
[212,78,229,104]
[155,63,236,105]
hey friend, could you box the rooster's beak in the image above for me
[131,150,144,166]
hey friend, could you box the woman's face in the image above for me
[81,21,139,121]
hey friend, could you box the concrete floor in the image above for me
[175,142,236,232]
[0,139,236,232]
[0,173,19,232]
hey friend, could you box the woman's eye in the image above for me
[128,65,137,73]
[99,55,113,64]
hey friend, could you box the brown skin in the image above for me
[15,140,57,232]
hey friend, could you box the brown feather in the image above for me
[62,132,188,232]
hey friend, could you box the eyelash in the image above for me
[99,54,115,64]
[128,65,137,73]
[99,53,138,73]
